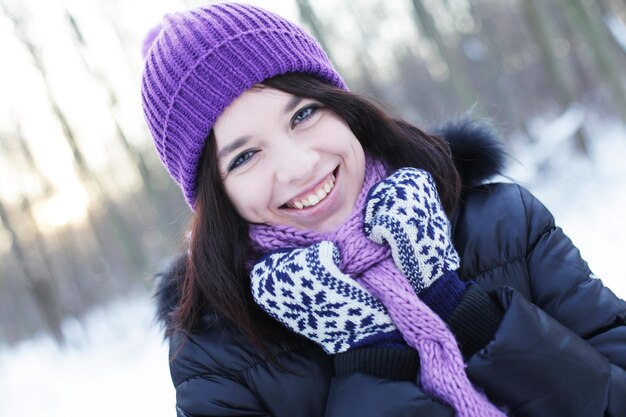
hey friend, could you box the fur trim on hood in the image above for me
[153,118,507,338]
[432,118,507,187]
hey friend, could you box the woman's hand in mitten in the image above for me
[363,168,468,319]
[250,241,397,354]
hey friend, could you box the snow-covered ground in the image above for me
[0,117,625,417]
[0,295,175,416]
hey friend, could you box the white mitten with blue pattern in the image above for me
[364,168,460,294]
[250,241,397,354]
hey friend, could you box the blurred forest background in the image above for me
[1,0,626,347]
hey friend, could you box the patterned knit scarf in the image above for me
[249,158,504,417]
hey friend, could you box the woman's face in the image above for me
[213,86,366,233]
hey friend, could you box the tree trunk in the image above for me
[559,0,626,120]
[521,0,589,154]
[409,0,479,110]
[64,7,170,259]
[293,0,382,96]
[5,6,148,276]
[0,201,65,344]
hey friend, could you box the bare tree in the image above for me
[408,0,480,110]
[521,0,589,153]
[558,0,626,119]
[293,0,383,96]
[63,6,171,254]
[2,4,148,276]
[0,200,65,344]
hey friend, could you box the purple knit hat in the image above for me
[140,2,347,209]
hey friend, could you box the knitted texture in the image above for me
[363,167,470,320]
[140,2,346,208]
[251,242,399,353]
[249,159,505,417]
[364,167,461,289]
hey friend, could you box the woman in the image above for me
[143,3,626,416]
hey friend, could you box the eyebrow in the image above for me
[217,135,251,161]
[284,96,303,114]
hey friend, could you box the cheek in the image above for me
[343,131,365,172]
[352,139,365,166]
[344,134,366,191]
[223,177,269,221]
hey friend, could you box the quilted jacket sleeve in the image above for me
[517,185,626,365]
[457,184,626,417]
[466,286,626,416]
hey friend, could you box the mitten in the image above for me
[364,168,469,319]
[250,241,398,354]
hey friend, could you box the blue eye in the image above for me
[291,104,320,127]
[228,150,258,171]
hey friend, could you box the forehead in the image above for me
[216,87,292,125]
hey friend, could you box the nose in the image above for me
[274,142,319,184]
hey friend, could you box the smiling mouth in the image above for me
[282,168,338,210]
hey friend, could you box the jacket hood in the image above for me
[433,118,507,188]
[153,118,507,337]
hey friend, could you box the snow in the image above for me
[0,295,175,417]
[510,116,626,298]
[0,117,625,417]
[607,14,626,54]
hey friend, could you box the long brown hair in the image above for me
[175,73,461,356]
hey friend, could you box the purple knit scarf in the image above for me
[249,158,504,417]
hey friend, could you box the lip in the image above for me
[281,166,339,213]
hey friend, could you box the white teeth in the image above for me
[287,174,336,209]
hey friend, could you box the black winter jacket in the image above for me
[155,120,626,417]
